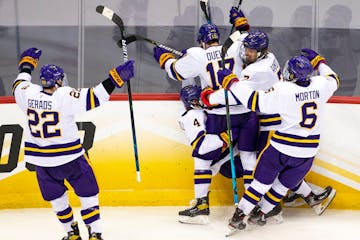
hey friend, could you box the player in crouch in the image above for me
[13,47,135,240]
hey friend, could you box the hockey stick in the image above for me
[200,0,211,24]
[124,34,183,57]
[220,37,239,207]
[220,0,244,207]
[96,5,141,182]
[230,0,243,34]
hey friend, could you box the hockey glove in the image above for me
[18,47,42,72]
[229,7,250,32]
[301,48,326,70]
[109,60,135,88]
[180,85,202,110]
[153,46,175,69]
[217,68,239,90]
[200,87,217,107]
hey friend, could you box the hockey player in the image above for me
[13,47,135,240]
[153,9,260,224]
[177,83,244,224]
[205,49,338,233]
[202,19,334,220]
[197,17,286,222]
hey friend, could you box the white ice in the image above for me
[0,207,359,240]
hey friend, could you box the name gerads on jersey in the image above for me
[13,72,110,167]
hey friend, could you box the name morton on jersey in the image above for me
[295,90,320,102]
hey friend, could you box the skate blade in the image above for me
[225,222,246,237]
[266,212,284,225]
[283,198,306,207]
[314,189,336,215]
[225,225,238,237]
[178,215,209,225]
[247,213,283,227]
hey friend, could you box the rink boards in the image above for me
[0,100,359,209]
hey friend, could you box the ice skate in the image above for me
[248,204,283,226]
[62,221,82,240]
[226,207,246,237]
[305,186,336,215]
[178,194,210,224]
[283,191,306,207]
[87,225,103,240]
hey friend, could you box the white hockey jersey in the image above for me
[209,52,282,131]
[13,72,110,167]
[164,33,250,115]
[227,63,339,158]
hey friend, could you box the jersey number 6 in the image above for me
[300,102,317,129]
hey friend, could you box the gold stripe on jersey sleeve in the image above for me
[251,91,259,111]
[90,88,95,109]
[259,117,281,123]
[272,133,320,143]
[191,132,206,149]
[12,80,24,94]
[326,73,340,88]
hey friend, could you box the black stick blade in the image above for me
[124,35,139,44]
[95,5,104,14]
[95,5,125,33]
[200,0,211,24]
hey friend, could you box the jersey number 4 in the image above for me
[206,58,234,90]
[27,109,61,138]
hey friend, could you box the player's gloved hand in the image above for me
[217,68,239,90]
[18,47,42,72]
[219,131,230,152]
[229,7,250,31]
[153,46,175,69]
[109,60,135,88]
[301,48,326,70]
[200,87,217,107]
[180,85,202,110]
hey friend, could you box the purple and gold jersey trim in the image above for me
[327,73,340,88]
[170,61,185,81]
[86,88,100,111]
[259,114,281,127]
[247,91,259,112]
[190,130,206,148]
[12,80,26,95]
[24,139,83,157]
[271,131,320,148]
